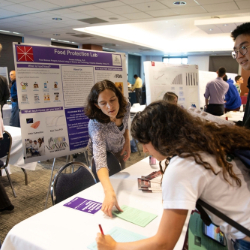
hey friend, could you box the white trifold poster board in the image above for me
[0,67,9,83]
[144,61,200,108]
[13,43,127,163]
[199,71,237,108]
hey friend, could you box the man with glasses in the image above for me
[231,22,250,129]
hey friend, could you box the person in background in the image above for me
[0,110,14,212]
[231,22,250,129]
[96,100,250,250]
[131,74,142,104]
[204,67,229,116]
[163,92,178,105]
[0,44,10,118]
[85,80,131,218]
[235,75,243,95]
[223,75,242,113]
[9,70,20,127]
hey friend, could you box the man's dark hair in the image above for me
[231,22,250,41]
[235,75,241,82]
[218,67,226,77]
[163,92,178,102]
[223,75,228,82]
[134,75,138,78]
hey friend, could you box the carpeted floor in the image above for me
[0,145,146,245]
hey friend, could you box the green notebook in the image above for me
[112,205,158,227]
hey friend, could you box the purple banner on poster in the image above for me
[21,106,63,114]
[17,64,59,69]
[64,197,102,214]
[65,107,89,150]
[95,67,123,71]
[15,45,122,67]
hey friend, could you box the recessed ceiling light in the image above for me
[209,28,213,31]
[51,38,56,40]
[173,1,186,5]
[223,24,228,26]
[13,32,20,34]
[52,18,62,21]
[0,30,10,33]
[109,17,118,20]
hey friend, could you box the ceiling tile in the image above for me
[0,9,19,18]
[99,15,128,22]
[170,6,207,14]
[202,2,239,12]
[2,4,38,13]
[0,1,16,7]
[105,5,140,14]
[146,9,176,17]
[45,0,84,7]
[49,9,77,15]
[8,0,31,3]
[196,0,234,3]
[120,0,155,4]
[60,12,93,19]
[131,1,169,11]
[216,23,237,33]
[196,24,223,34]
[70,5,99,12]
[81,9,115,16]
[236,1,250,9]
[159,0,198,8]
[21,1,60,10]
[122,12,152,19]
[94,1,125,8]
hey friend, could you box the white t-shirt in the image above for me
[162,153,250,243]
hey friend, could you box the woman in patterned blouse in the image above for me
[85,80,131,217]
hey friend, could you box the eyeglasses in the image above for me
[232,45,250,59]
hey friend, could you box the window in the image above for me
[163,57,188,65]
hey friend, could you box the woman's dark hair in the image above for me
[131,100,250,186]
[223,74,228,82]
[85,80,127,123]
[231,22,250,41]
[163,92,178,102]
[235,75,241,82]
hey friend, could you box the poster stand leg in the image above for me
[21,168,28,185]
[44,158,56,209]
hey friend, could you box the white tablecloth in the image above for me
[220,111,244,122]
[2,158,189,250]
[2,126,36,171]
[2,104,12,126]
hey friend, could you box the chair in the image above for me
[0,131,16,197]
[91,151,122,182]
[51,161,96,205]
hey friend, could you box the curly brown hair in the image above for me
[131,100,250,186]
[85,80,128,123]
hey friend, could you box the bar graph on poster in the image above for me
[13,43,127,163]
[144,61,200,108]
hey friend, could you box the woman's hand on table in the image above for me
[102,191,123,218]
[120,140,131,162]
[96,233,116,250]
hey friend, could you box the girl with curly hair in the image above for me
[85,80,131,218]
[96,100,250,250]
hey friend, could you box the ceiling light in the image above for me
[52,18,62,20]
[51,38,56,40]
[53,34,60,36]
[0,30,10,33]
[165,21,168,23]
[209,28,213,31]
[173,1,186,5]
[109,17,118,20]
[223,24,228,26]
[13,32,20,34]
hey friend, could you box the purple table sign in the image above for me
[64,197,102,214]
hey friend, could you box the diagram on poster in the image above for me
[144,62,199,108]
[13,44,127,163]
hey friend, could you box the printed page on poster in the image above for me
[13,44,127,163]
[144,61,199,109]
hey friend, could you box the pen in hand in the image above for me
[99,224,104,235]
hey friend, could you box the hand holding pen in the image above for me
[96,224,117,250]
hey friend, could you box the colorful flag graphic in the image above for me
[17,46,34,62]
